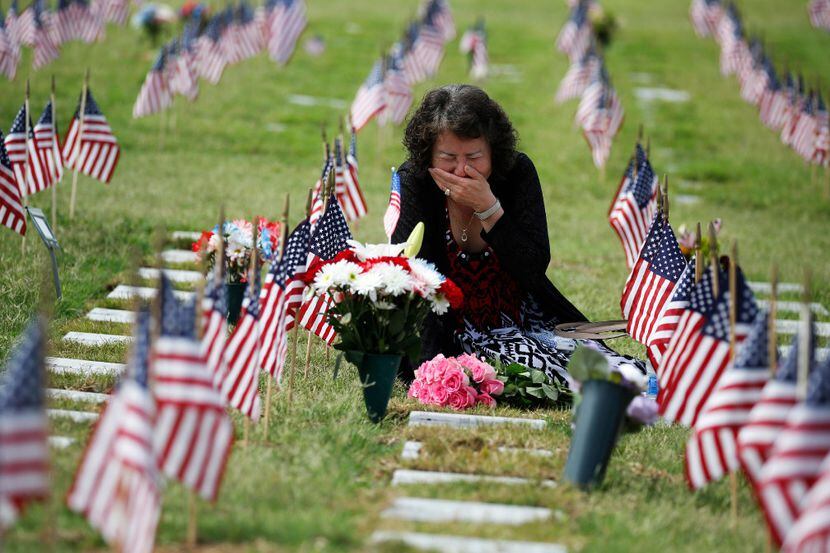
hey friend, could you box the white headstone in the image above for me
[107,285,194,302]
[370,531,567,553]
[161,249,199,264]
[47,409,99,423]
[45,357,125,376]
[391,469,556,488]
[381,497,552,525]
[63,332,132,347]
[138,267,203,284]
[87,308,135,324]
[47,388,109,404]
[408,410,546,430]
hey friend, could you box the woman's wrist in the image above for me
[474,198,501,220]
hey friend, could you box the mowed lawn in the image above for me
[1,0,829,551]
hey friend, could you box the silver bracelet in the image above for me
[474,198,501,220]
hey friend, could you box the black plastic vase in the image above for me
[225,282,246,326]
[344,351,401,423]
[563,379,636,490]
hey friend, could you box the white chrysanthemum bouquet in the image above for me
[306,239,463,360]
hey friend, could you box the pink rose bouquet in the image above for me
[408,354,505,410]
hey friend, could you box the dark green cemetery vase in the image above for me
[343,351,402,423]
[564,379,636,490]
[225,282,247,326]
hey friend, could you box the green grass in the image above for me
[2,0,830,550]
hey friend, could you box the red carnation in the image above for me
[438,279,464,309]
[192,231,213,253]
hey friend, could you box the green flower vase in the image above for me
[225,282,247,326]
[344,351,402,423]
[563,379,636,490]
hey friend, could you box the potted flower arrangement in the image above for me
[563,345,650,490]
[192,218,282,324]
[308,238,463,423]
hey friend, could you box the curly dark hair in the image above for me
[403,84,518,178]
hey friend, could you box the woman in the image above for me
[392,84,642,385]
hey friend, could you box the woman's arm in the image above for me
[480,154,552,277]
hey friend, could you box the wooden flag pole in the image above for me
[70,69,90,220]
[661,175,670,222]
[709,222,720,296]
[769,264,779,376]
[694,222,703,284]
[50,75,59,233]
[797,270,812,401]
[22,80,32,256]
[728,240,739,528]
[188,251,209,548]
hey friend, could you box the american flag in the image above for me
[759,64,790,131]
[459,19,488,80]
[0,318,47,530]
[350,59,387,132]
[259,220,310,381]
[781,76,805,147]
[34,101,64,185]
[308,156,331,230]
[581,83,624,169]
[222,267,263,421]
[379,47,414,126]
[739,51,769,106]
[32,0,59,69]
[738,327,809,498]
[201,276,229,393]
[716,5,744,77]
[94,0,130,26]
[685,311,772,490]
[758,342,830,546]
[343,125,367,221]
[690,0,723,37]
[792,93,818,162]
[7,0,35,48]
[620,212,687,354]
[223,3,262,64]
[556,49,601,104]
[401,23,429,85]
[556,0,591,62]
[265,0,306,65]
[809,0,830,30]
[67,308,161,553]
[151,275,233,502]
[410,21,444,78]
[815,93,830,168]
[0,13,22,80]
[194,15,227,85]
[56,0,102,44]
[383,167,402,241]
[423,0,455,42]
[133,48,173,118]
[608,143,657,269]
[166,37,199,102]
[0,130,25,235]
[334,136,367,222]
[5,104,51,197]
[298,195,352,345]
[659,264,759,426]
[649,258,696,372]
[782,450,830,552]
[63,87,120,184]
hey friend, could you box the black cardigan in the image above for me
[392,152,588,374]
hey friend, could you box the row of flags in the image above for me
[0,86,120,236]
[0,136,363,543]
[610,138,830,548]
[134,0,307,118]
[458,18,488,81]
[809,0,830,30]
[690,0,829,168]
[555,0,623,169]
[349,0,455,132]
[0,0,129,79]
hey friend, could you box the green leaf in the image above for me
[567,346,610,382]
[525,386,545,398]
[530,369,546,384]
[541,383,559,400]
